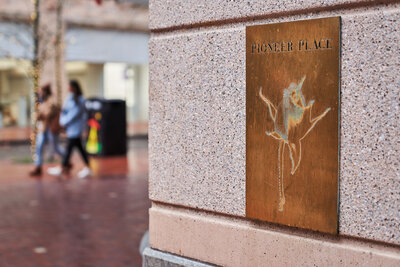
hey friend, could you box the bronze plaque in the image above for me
[246,17,340,234]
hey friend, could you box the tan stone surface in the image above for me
[339,7,400,245]
[149,28,246,216]
[149,0,396,30]
[150,204,400,267]
[149,6,400,244]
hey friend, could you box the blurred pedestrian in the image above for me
[30,84,64,176]
[47,102,64,162]
[48,80,91,178]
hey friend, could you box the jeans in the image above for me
[34,129,64,166]
[48,131,64,158]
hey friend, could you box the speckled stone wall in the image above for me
[149,0,400,252]
[149,0,398,30]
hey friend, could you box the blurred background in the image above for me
[0,0,149,135]
[0,0,150,266]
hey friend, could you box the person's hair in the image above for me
[41,84,52,101]
[69,80,83,103]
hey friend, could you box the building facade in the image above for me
[146,1,400,266]
[0,0,149,128]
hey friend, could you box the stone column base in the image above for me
[142,247,216,267]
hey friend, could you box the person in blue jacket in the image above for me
[48,80,91,178]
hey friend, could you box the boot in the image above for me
[62,163,73,174]
[29,166,42,177]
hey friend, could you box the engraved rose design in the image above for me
[259,76,331,211]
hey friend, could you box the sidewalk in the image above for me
[0,139,150,266]
[0,122,148,144]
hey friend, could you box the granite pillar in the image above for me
[148,0,400,266]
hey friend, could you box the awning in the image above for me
[0,22,33,60]
[65,27,149,64]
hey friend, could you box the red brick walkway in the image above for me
[0,140,150,267]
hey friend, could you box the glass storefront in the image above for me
[0,58,31,127]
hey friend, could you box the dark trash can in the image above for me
[85,98,127,156]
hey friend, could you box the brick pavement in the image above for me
[0,139,150,267]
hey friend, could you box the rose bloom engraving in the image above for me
[259,76,331,212]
